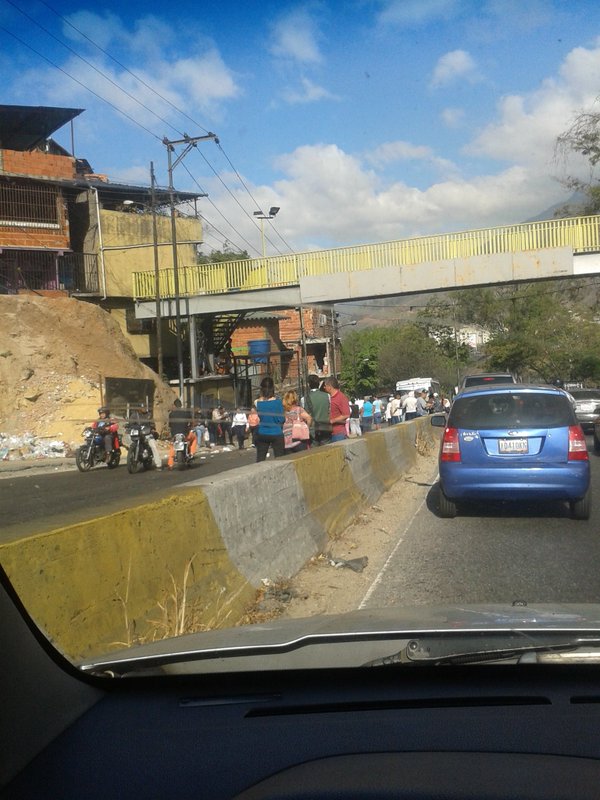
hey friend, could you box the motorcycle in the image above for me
[126,421,157,474]
[172,432,194,470]
[76,426,121,472]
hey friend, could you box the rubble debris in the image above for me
[0,433,68,460]
[327,555,369,573]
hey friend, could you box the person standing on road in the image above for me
[304,374,331,446]
[373,396,383,429]
[323,377,351,442]
[247,405,259,447]
[231,408,249,450]
[255,376,285,462]
[349,398,362,437]
[360,395,374,433]
[282,390,312,453]
[416,390,429,417]
[402,391,418,421]
[390,393,402,424]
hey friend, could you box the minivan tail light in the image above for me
[568,425,589,461]
[441,427,461,462]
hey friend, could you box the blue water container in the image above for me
[248,339,271,363]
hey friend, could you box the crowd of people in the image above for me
[90,380,449,470]
[243,377,450,462]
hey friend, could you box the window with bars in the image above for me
[0,180,61,227]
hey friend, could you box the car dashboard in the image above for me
[3,568,600,799]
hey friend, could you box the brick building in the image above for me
[0,104,202,372]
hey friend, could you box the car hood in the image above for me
[80,603,600,676]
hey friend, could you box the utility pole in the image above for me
[298,305,308,400]
[330,308,338,377]
[163,132,217,403]
[150,162,163,381]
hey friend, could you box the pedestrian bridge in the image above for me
[134,215,600,319]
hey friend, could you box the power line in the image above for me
[215,141,294,254]
[34,0,291,255]
[38,0,214,137]
[5,0,185,139]
[0,24,163,142]
[180,162,263,257]
[193,149,285,256]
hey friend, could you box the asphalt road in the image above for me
[362,441,600,608]
[0,446,256,543]
[3,440,600,609]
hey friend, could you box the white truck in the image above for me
[395,377,440,395]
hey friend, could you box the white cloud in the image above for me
[62,10,126,50]
[366,140,460,178]
[282,77,339,104]
[468,37,600,182]
[269,8,323,64]
[203,143,567,254]
[14,35,240,134]
[441,107,465,128]
[430,50,480,88]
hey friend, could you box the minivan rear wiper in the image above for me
[364,634,600,666]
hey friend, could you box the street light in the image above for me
[253,206,280,257]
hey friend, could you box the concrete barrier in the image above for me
[0,418,440,660]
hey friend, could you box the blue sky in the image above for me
[2,0,600,258]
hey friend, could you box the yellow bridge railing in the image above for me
[133,215,600,301]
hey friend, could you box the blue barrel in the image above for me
[248,338,271,363]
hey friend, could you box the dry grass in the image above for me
[112,555,216,648]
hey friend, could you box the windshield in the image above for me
[2,1,600,675]
[449,392,576,430]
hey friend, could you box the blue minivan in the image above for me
[431,385,591,520]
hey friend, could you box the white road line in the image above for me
[358,469,439,610]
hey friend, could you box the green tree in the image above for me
[555,106,600,214]
[340,323,464,396]
[340,328,395,396]
[197,248,250,264]
[425,282,600,383]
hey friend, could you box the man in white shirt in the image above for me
[401,391,418,421]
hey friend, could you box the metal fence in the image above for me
[132,215,600,301]
[0,250,99,294]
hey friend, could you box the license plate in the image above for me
[498,438,528,453]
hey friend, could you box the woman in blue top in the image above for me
[255,375,286,462]
[360,396,374,433]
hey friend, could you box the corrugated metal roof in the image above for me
[0,105,83,150]
[244,310,288,321]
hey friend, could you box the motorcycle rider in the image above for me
[167,398,197,469]
[91,407,119,462]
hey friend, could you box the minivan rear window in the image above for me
[463,375,515,388]
[449,393,575,430]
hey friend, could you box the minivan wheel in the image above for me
[438,488,457,518]
[570,489,591,521]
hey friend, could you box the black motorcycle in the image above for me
[76,426,121,472]
[126,421,157,474]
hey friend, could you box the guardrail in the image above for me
[133,215,600,300]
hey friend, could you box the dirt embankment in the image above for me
[0,295,176,450]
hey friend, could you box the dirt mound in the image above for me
[0,295,176,449]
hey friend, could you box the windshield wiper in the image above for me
[364,634,600,666]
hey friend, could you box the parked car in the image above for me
[458,373,517,392]
[568,388,600,433]
[431,384,590,520]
